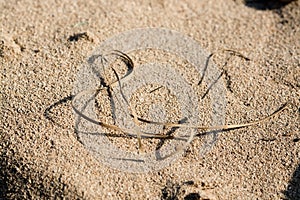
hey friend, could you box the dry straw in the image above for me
[72,49,289,159]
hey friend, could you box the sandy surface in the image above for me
[1,0,300,199]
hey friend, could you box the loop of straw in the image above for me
[72,49,289,158]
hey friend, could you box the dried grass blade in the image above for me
[73,49,289,160]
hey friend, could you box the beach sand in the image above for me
[1,0,299,199]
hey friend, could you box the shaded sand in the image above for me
[1,0,299,199]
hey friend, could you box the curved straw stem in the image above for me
[73,49,289,159]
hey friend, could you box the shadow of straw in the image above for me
[44,93,224,163]
[197,53,213,86]
[199,49,250,100]
[88,54,118,123]
[44,95,75,128]
[43,94,191,142]
[43,94,135,142]
[201,70,224,100]
[155,117,188,151]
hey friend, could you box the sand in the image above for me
[1,0,299,199]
